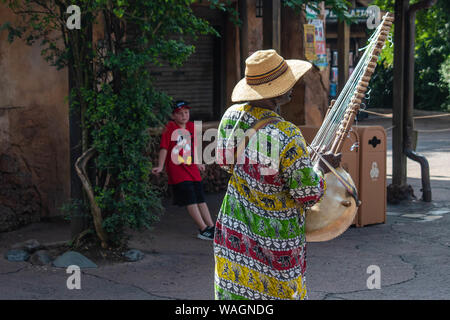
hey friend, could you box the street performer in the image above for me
[214,49,341,300]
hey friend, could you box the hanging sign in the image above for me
[310,19,327,70]
[306,5,319,20]
[304,24,316,61]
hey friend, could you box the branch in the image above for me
[103,172,111,191]
[0,105,26,110]
[121,9,168,36]
[74,147,109,248]
[11,3,66,26]
[152,20,163,36]
[409,0,437,13]
[57,2,69,49]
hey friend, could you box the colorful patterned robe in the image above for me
[214,103,326,300]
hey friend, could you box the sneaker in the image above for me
[197,226,214,240]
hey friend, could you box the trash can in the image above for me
[298,125,360,226]
[340,129,360,226]
[354,125,387,226]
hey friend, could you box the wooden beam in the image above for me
[404,8,416,150]
[337,20,350,94]
[238,0,249,77]
[392,0,408,186]
[326,30,367,39]
[225,5,241,112]
[409,0,436,12]
[280,5,306,125]
[356,0,371,6]
[263,0,281,53]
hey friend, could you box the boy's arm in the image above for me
[152,148,168,174]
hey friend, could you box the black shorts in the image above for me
[171,181,206,207]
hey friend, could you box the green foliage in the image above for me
[367,57,394,109]
[439,55,450,111]
[59,198,90,222]
[283,0,354,22]
[0,21,25,43]
[369,0,450,111]
[83,65,172,244]
[414,0,450,111]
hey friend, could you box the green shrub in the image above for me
[369,0,450,112]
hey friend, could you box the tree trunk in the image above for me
[68,32,86,239]
[67,14,94,239]
[75,147,108,248]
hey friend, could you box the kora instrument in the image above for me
[305,12,394,242]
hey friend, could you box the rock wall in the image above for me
[0,151,41,232]
[304,65,330,126]
[0,5,70,229]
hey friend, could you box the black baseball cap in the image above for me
[172,100,191,114]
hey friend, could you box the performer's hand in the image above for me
[317,152,342,174]
[152,166,163,175]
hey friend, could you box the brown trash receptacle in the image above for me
[354,125,387,227]
[340,129,360,226]
[298,126,360,226]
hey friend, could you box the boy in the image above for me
[152,100,215,240]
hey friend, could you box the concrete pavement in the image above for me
[0,111,449,300]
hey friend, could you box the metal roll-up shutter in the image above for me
[151,34,215,121]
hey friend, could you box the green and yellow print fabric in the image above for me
[214,103,326,300]
[220,193,304,239]
[215,256,307,300]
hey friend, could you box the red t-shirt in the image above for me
[159,121,202,185]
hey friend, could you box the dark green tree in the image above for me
[369,0,450,111]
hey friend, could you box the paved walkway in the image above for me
[0,111,449,300]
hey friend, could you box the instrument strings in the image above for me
[309,22,384,164]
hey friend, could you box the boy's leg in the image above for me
[197,202,214,227]
[193,181,214,228]
[186,204,208,231]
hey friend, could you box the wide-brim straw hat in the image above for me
[232,49,312,102]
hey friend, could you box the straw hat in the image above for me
[231,49,312,102]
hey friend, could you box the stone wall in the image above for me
[0,5,70,230]
[304,65,330,126]
[0,150,41,232]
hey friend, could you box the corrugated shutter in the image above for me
[151,34,215,121]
